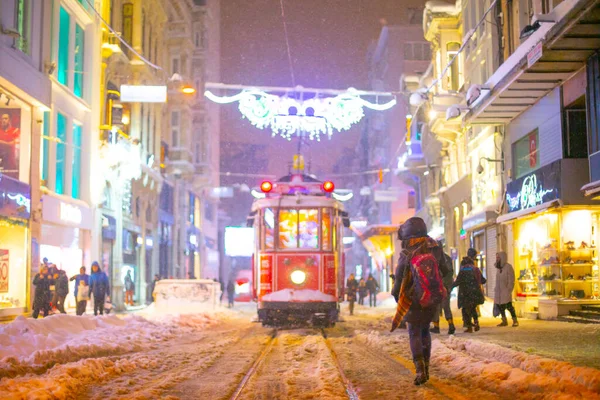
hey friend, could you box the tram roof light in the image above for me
[261,181,273,193]
[323,181,335,193]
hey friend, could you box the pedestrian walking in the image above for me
[32,266,53,319]
[124,270,134,306]
[55,270,69,314]
[391,217,449,386]
[494,252,519,327]
[346,273,358,315]
[358,278,367,305]
[431,249,456,335]
[219,279,225,304]
[366,274,379,307]
[452,256,486,333]
[70,266,90,315]
[227,280,235,308]
[48,264,59,313]
[89,261,110,316]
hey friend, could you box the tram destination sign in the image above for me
[505,161,560,213]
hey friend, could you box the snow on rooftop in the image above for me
[425,0,461,15]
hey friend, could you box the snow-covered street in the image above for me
[1,303,599,400]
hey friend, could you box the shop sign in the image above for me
[374,189,399,202]
[0,249,8,293]
[120,85,167,103]
[42,195,93,230]
[505,161,560,213]
[0,174,31,219]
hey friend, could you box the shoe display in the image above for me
[566,241,575,250]
[518,269,527,280]
[566,274,574,280]
[580,241,589,249]
[548,273,556,281]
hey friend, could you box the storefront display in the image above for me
[0,175,30,315]
[499,160,600,319]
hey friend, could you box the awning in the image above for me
[463,208,498,231]
[581,179,600,197]
[467,0,600,125]
[359,225,397,271]
[497,200,562,224]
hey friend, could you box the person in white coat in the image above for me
[494,252,518,327]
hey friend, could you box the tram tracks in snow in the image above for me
[320,328,361,400]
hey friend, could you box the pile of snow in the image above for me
[153,279,221,313]
[261,289,336,302]
[0,312,219,375]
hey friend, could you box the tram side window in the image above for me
[299,209,319,249]
[279,209,299,249]
[263,208,275,250]
[322,208,332,251]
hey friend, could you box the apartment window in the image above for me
[74,24,85,98]
[563,96,587,158]
[195,32,200,47]
[58,7,70,86]
[15,0,31,54]
[195,143,201,163]
[447,42,461,91]
[72,123,82,199]
[513,129,540,179]
[56,6,86,98]
[189,193,195,224]
[407,8,423,25]
[142,9,146,54]
[122,4,133,45]
[404,42,431,61]
[41,112,50,186]
[172,58,180,75]
[171,111,180,147]
[55,113,67,195]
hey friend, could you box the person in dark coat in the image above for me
[89,261,110,316]
[32,266,53,319]
[226,280,235,308]
[346,273,358,315]
[70,266,90,315]
[392,217,450,386]
[55,270,69,314]
[452,256,486,333]
[358,278,367,305]
[366,274,379,307]
[432,250,456,334]
[149,274,160,303]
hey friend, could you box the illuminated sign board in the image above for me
[505,161,560,213]
[120,85,167,103]
[60,202,82,225]
[0,175,31,220]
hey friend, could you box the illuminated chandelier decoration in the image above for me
[205,88,396,141]
[97,138,142,191]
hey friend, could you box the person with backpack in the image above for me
[452,256,487,333]
[346,273,358,315]
[358,278,367,306]
[431,249,456,334]
[70,266,90,315]
[366,274,379,307]
[391,217,450,386]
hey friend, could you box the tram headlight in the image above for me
[290,270,306,285]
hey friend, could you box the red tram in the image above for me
[248,173,349,326]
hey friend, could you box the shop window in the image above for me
[262,208,275,250]
[55,113,67,195]
[57,7,70,86]
[563,101,587,158]
[41,111,50,186]
[513,129,540,179]
[71,123,82,199]
[279,209,298,249]
[15,0,31,54]
[74,24,85,98]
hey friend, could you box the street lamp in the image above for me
[182,85,196,95]
[477,157,504,174]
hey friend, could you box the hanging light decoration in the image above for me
[205,88,396,141]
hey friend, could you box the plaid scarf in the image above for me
[391,262,413,332]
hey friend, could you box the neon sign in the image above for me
[505,162,559,213]
[205,89,396,141]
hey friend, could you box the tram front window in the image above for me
[277,208,319,250]
[298,209,319,249]
[263,208,275,250]
[279,209,299,249]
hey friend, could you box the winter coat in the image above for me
[358,281,367,297]
[227,282,235,298]
[33,273,53,307]
[346,278,358,301]
[90,270,110,299]
[366,277,379,293]
[70,274,90,297]
[494,252,515,305]
[55,274,69,297]
[392,236,450,324]
[452,258,486,309]
[441,253,454,290]
[124,274,135,291]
